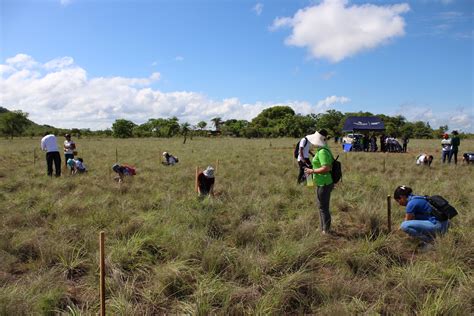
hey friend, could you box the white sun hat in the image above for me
[162,152,168,156]
[306,131,328,147]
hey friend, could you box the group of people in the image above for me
[441,131,461,164]
[40,132,217,197]
[40,132,87,177]
[297,129,458,245]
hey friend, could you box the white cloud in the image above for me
[316,95,350,109]
[0,54,347,130]
[395,105,473,132]
[175,56,184,62]
[271,0,410,62]
[253,3,264,16]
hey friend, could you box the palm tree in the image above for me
[197,121,207,130]
[211,117,222,131]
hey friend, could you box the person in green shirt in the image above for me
[449,130,460,164]
[304,129,335,234]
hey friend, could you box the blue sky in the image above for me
[0,0,472,131]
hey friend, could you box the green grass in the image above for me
[0,137,473,314]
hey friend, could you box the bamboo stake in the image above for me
[195,166,199,193]
[387,195,392,233]
[99,231,106,316]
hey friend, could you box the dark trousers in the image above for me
[297,159,311,184]
[442,151,451,163]
[65,153,74,166]
[449,151,458,164]
[403,144,407,152]
[46,151,61,177]
[317,183,334,232]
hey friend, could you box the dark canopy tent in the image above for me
[342,116,385,132]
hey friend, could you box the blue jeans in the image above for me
[400,220,449,242]
[442,150,451,163]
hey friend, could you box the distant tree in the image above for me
[211,117,222,131]
[70,128,81,138]
[197,121,207,130]
[0,110,30,139]
[112,119,136,138]
[0,107,9,114]
[181,122,190,144]
[317,110,344,137]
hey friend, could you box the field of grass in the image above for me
[0,137,473,315]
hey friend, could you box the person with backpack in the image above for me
[304,129,335,234]
[197,166,215,197]
[112,163,136,183]
[394,185,450,244]
[295,136,314,184]
[162,152,179,166]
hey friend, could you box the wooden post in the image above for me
[387,195,392,233]
[115,148,118,162]
[99,231,106,316]
[33,148,36,166]
[195,166,199,193]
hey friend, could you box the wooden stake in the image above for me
[115,148,118,162]
[387,195,392,233]
[99,231,106,316]
[33,148,36,166]
[195,166,199,193]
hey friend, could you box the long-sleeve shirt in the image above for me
[40,134,59,153]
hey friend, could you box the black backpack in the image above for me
[294,137,308,159]
[321,148,342,184]
[426,195,458,221]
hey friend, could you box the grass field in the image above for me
[0,137,473,315]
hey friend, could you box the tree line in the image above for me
[0,105,471,139]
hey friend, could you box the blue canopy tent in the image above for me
[342,116,385,132]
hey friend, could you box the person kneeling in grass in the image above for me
[112,163,136,183]
[394,185,449,244]
[416,153,433,167]
[67,158,87,175]
[198,166,215,197]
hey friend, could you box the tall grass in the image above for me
[0,137,473,314]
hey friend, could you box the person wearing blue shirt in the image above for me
[394,185,449,243]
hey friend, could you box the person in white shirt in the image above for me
[297,136,314,184]
[441,133,452,163]
[40,132,61,177]
[63,134,76,166]
[416,154,433,167]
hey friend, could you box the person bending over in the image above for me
[112,163,136,183]
[162,152,179,166]
[416,154,433,167]
[67,158,87,174]
[394,185,449,243]
[198,166,215,196]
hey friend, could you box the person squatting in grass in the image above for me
[304,129,335,234]
[416,153,433,167]
[63,133,76,166]
[297,136,314,184]
[462,152,474,164]
[112,163,136,183]
[394,185,449,243]
[198,166,215,197]
[162,152,179,166]
[41,132,61,177]
[67,158,87,175]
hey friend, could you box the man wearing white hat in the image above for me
[198,166,215,196]
[304,129,335,234]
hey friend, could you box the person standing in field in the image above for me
[449,131,460,164]
[63,133,76,166]
[441,133,452,163]
[402,136,409,153]
[394,185,449,244]
[304,129,334,234]
[296,136,314,184]
[197,166,215,196]
[41,132,61,177]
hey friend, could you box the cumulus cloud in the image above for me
[253,3,264,16]
[396,105,473,132]
[316,96,350,109]
[0,54,347,130]
[271,0,410,62]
